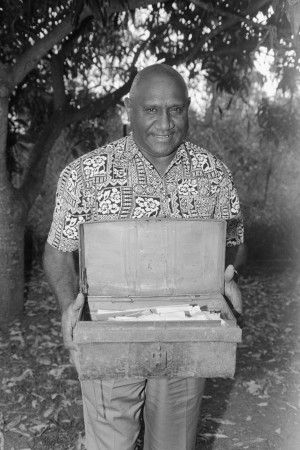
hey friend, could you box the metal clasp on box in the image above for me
[149,344,167,370]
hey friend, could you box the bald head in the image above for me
[124,63,190,174]
[129,64,189,102]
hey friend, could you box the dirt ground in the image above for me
[0,261,299,450]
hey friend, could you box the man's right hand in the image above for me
[61,292,85,350]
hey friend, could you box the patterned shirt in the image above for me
[47,134,244,251]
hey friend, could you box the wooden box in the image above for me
[74,219,242,380]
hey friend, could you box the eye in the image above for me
[171,107,183,114]
[146,107,157,113]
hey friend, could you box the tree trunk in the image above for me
[0,81,27,328]
[0,188,27,329]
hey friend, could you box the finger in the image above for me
[61,310,77,350]
[69,349,80,374]
[62,322,77,350]
[224,264,234,282]
[73,292,85,311]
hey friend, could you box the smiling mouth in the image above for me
[154,134,173,138]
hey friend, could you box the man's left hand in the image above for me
[224,264,242,315]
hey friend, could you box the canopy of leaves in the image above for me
[2,1,133,145]
[1,0,299,152]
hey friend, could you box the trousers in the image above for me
[81,377,205,450]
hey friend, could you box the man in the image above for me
[44,64,245,450]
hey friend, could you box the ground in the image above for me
[0,262,299,450]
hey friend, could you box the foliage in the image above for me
[0,0,298,183]
[2,1,134,151]
[2,0,299,159]
[187,73,300,264]
[256,97,299,144]
[0,0,299,324]
[0,263,299,448]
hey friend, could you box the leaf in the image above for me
[200,433,228,438]
[49,364,71,379]
[43,406,54,418]
[244,380,262,395]
[4,369,33,388]
[233,438,267,447]
[65,379,79,386]
[37,356,52,365]
[17,394,25,403]
[0,342,9,349]
[6,415,22,430]
[76,434,86,450]
[285,402,298,410]
[9,334,25,347]
[206,417,236,425]
[9,428,30,437]
[29,423,48,434]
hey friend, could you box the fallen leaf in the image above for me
[233,437,267,447]
[285,402,298,410]
[37,356,51,365]
[9,428,30,437]
[244,380,262,395]
[76,433,86,450]
[14,369,33,383]
[43,406,54,418]
[0,343,9,349]
[65,379,79,386]
[17,394,25,403]
[206,417,236,425]
[29,423,48,434]
[31,393,45,401]
[200,433,228,438]
[49,365,71,379]
[6,415,22,430]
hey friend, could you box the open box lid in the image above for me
[79,218,226,298]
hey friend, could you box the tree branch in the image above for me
[12,8,92,90]
[0,88,12,193]
[58,16,94,62]
[21,69,137,208]
[164,0,272,66]
[50,55,66,111]
[21,112,66,208]
[190,0,266,28]
[63,69,137,125]
[108,0,170,12]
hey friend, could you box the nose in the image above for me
[160,110,174,131]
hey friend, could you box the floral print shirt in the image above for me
[47,134,244,251]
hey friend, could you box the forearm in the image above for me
[43,242,78,313]
[225,243,247,272]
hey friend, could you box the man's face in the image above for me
[125,72,190,162]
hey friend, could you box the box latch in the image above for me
[149,344,167,370]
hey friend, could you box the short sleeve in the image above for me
[220,164,244,247]
[47,162,90,252]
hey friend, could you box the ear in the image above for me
[124,97,132,122]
